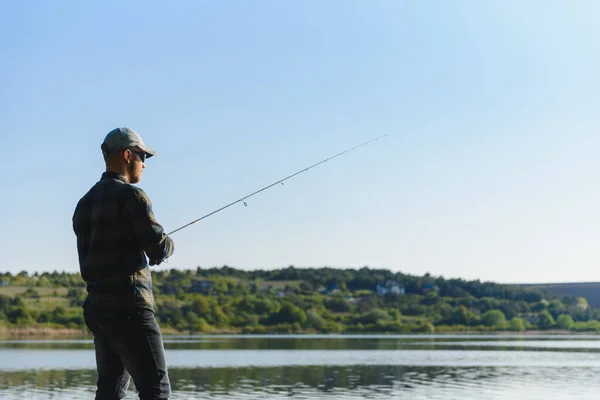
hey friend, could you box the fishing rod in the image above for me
[166,134,388,236]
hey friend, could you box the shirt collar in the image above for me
[101,171,128,183]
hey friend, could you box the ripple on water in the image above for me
[3,336,600,399]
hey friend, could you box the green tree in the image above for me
[185,312,209,332]
[52,306,68,324]
[449,305,476,326]
[577,297,589,310]
[388,309,401,321]
[359,308,392,325]
[2,265,594,335]
[23,287,40,299]
[270,303,307,325]
[555,314,574,330]
[189,295,211,316]
[340,281,348,292]
[481,309,506,328]
[211,305,230,327]
[305,309,327,330]
[420,322,435,333]
[299,281,313,293]
[36,276,52,287]
[38,310,53,324]
[324,297,353,313]
[508,317,525,331]
[538,310,555,330]
[6,302,33,325]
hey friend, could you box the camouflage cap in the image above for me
[101,127,157,158]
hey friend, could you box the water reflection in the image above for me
[3,335,600,399]
[2,334,600,352]
[3,364,600,399]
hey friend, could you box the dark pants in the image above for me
[83,307,171,399]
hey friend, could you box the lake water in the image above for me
[2,334,600,399]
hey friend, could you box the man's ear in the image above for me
[123,149,133,164]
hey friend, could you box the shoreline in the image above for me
[0,326,91,339]
[0,326,596,339]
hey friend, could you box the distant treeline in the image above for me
[1,266,599,334]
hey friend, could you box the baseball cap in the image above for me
[101,127,157,159]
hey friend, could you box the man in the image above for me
[72,127,175,399]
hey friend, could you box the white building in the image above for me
[376,280,405,296]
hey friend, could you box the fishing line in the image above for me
[166,135,387,236]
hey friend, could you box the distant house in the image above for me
[422,283,440,294]
[161,279,215,295]
[161,285,178,295]
[376,280,405,296]
[189,279,214,294]
[277,288,296,298]
[319,282,340,295]
[1,279,9,287]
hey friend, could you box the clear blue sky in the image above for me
[1,1,599,284]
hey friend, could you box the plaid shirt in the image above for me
[72,171,174,310]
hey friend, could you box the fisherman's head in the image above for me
[101,127,157,184]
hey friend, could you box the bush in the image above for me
[555,314,574,330]
[410,322,435,333]
[508,317,526,332]
[572,320,600,332]
[324,297,353,313]
[267,303,307,326]
[538,310,555,330]
[23,287,40,299]
[358,308,392,325]
[305,309,327,331]
[481,310,507,328]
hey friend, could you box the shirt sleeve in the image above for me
[125,186,175,265]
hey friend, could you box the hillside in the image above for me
[520,282,600,309]
[1,266,600,335]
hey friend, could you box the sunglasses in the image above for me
[130,149,146,162]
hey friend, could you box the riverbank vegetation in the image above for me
[1,266,599,335]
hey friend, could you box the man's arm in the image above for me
[125,186,174,265]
